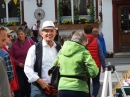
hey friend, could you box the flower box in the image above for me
[7,26,18,30]
[56,23,99,30]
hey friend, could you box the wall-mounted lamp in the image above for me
[2,4,5,8]
[36,0,42,7]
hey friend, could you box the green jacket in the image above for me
[53,41,99,93]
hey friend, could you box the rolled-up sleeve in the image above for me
[24,45,39,83]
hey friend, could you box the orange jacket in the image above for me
[86,34,101,68]
[3,46,19,91]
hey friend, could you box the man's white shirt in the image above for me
[24,39,58,83]
[32,24,38,30]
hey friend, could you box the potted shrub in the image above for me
[62,18,72,24]
[4,20,20,30]
[79,16,89,24]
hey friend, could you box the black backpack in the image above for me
[48,65,60,89]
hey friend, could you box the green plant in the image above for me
[4,21,20,26]
[62,18,72,24]
[74,7,79,24]
[79,16,89,24]
[17,0,20,17]
[89,0,95,23]
[58,1,63,24]
[94,19,102,23]
[5,21,17,26]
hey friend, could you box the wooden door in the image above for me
[118,6,130,52]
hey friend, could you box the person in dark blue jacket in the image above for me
[92,28,107,58]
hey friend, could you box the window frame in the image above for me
[54,0,98,24]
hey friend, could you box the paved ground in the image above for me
[92,58,130,97]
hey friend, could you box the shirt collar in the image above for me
[42,39,56,47]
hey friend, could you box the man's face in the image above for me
[41,29,56,42]
[92,28,99,37]
[0,29,7,49]
[6,34,12,45]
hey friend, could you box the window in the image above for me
[57,0,96,24]
[120,7,130,32]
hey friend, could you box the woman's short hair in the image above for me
[16,26,26,35]
[71,31,88,44]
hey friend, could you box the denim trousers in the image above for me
[87,69,101,97]
[31,84,55,97]
[58,90,89,97]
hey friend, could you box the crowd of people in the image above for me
[0,20,107,97]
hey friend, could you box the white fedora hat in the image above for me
[41,21,58,30]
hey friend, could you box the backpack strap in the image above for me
[31,24,36,30]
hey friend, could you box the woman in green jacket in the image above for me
[53,31,99,97]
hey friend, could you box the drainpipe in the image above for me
[6,0,9,22]
[71,0,74,23]
[20,0,22,23]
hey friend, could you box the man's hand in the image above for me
[11,91,14,97]
[19,63,24,68]
[36,78,50,91]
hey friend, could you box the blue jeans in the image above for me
[31,84,48,97]
[87,69,101,97]
[58,90,89,97]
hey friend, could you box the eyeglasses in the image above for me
[0,26,5,30]
[7,34,12,38]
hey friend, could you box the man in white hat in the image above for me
[24,21,61,97]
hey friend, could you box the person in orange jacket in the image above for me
[3,27,19,97]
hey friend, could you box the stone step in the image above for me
[113,52,130,58]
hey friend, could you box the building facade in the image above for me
[1,0,130,53]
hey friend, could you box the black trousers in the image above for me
[14,67,31,97]
[32,30,38,38]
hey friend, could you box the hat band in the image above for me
[43,26,55,29]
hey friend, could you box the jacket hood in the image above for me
[61,41,85,56]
